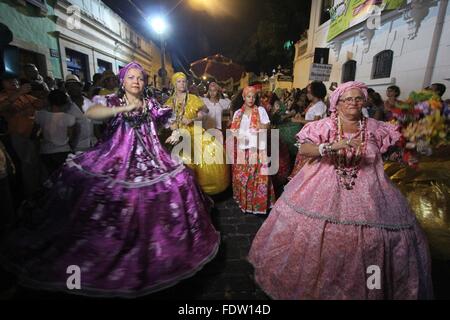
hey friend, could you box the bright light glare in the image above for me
[188,0,234,16]
[150,17,168,35]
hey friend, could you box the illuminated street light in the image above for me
[149,16,168,35]
[149,16,168,88]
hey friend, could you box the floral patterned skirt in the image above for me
[232,148,276,215]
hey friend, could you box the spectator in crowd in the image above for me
[44,75,57,91]
[201,82,231,131]
[362,91,384,120]
[0,72,44,196]
[98,70,118,96]
[64,74,97,152]
[430,83,449,120]
[0,140,15,235]
[292,81,328,125]
[22,63,50,100]
[35,89,76,175]
[88,73,103,99]
[82,81,93,97]
[384,85,401,121]
[430,83,446,100]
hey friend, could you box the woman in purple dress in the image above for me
[248,81,433,300]
[0,62,219,297]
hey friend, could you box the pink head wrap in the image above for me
[329,81,368,113]
[242,86,256,98]
[118,61,148,85]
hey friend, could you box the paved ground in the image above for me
[1,189,449,300]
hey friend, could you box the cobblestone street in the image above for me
[146,190,270,300]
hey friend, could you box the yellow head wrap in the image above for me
[172,72,187,86]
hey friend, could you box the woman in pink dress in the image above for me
[248,81,433,299]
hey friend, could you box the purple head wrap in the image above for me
[118,61,148,85]
[329,81,368,113]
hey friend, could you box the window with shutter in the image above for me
[372,50,394,79]
[342,60,356,83]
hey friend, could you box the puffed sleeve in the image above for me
[148,98,174,128]
[190,95,205,114]
[221,98,231,110]
[91,95,108,107]
[374,121,402,153]
[257,107,270,125]
[180,94,205,120]
[296,119,332,145]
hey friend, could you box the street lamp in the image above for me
[149,16,168,89]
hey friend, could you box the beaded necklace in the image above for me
[332,116,368,190]
[173,92,189,125]
[122,95,148,128]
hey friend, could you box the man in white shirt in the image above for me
[201,82,231,130]
[64,74,97,152]
[35,90,76,175]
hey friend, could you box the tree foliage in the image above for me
[231,0,311,74]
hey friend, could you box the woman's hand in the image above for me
[165,130,181,145]
[331,138,363,151]
[291,114,305,123]
[181,117,193,126]
[123,100,143,113]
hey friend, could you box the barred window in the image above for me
[372,50,393,79]
[320,0,334,25]
[342,60,356,83]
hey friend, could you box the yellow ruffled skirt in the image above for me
[174,125,230,195]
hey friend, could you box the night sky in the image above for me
[102,0,312,74]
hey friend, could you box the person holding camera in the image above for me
[0,72,44,196]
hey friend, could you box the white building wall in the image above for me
[293,0,450,100]
[54,0,173,85]
[431,1,450,86]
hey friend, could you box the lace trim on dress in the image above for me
[65,154,186,189]
[281,196,415,230]
[0,238,220,298]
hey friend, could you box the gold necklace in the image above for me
[174,92,188,124]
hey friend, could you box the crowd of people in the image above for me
[0,60,448,299]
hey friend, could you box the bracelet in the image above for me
[319,143,335,157]
[319,143,326,156]
[325,144,334,156]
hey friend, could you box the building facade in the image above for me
[293,0,450,100]
[0,0,174,87]
[0,0,61,79]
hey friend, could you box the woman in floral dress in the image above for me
[230,86,275,214]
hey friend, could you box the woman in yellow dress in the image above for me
[165,72,230,195]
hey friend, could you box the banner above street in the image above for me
[327,0,406,42]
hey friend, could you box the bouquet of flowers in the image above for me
[392,90,449,162]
